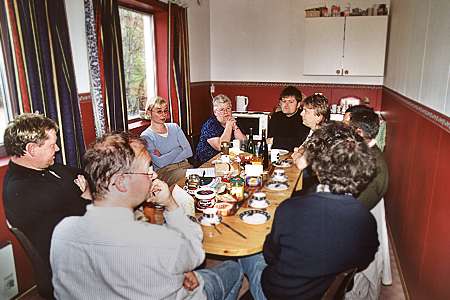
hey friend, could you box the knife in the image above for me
[212,224,222,235]
[221,222,247,239]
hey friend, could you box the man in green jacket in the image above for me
[346,108,389,209]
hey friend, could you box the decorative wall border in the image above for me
[190,81,382,90]
[384,87,450,133]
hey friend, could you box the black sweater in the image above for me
[3,161,90,268]
[261,192,379,299]
[268,110,310,152]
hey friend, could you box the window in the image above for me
[0,41,14,150]
[119,7,157,120]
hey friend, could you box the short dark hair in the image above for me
[350,110,380,140]
[83,132,146,199]
[345,104,372,114]
[4,113,59,156]
[303,94,330,124]
[279,86,302,102]
[304,122,376,195]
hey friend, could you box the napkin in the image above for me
[172,184,195,216]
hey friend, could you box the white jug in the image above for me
[236,96,249,112]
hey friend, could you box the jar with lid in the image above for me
[230,176,245,201]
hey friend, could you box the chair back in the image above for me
[8,226,55,299]
[322,268,357,300]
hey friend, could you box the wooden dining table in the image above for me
[178,153,302,257]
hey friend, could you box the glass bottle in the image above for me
[260,129,269,170]
[247,127,255,155]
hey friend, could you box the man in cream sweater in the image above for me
[50,132,242,300]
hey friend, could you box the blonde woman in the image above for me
[140,96,192,186]
[195,94,246,163]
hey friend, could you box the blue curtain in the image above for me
[1,0,86,167]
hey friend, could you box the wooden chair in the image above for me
[322,268,357,300]
[7,223,55,299]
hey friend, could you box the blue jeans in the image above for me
[238,253,267,300]
[197,260,243,300]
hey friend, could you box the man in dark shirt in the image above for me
[268,86,310,151]
[3,113,91,271]
[239,123,379,300]
[344,106,389,210]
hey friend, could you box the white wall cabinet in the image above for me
[303,16,388,77]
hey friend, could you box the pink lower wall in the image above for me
[382,87,450,299]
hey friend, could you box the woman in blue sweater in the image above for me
[140,96,192,186]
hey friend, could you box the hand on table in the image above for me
[183,271,199,291]
[294,153,308,171]
[291,146,305,161]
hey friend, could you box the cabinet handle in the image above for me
[336,69,341,74]
[344,70,349,75]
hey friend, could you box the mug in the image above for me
[252,192,267,201]
[270,150,280,163]
[202,207,219,221]
[273,168,285,178]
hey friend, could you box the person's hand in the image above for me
[152,149,161,157]
[149,179,178,211]
[294,153,308,171]
[225,118,236,130]
[74,175,93,200]
[291,146,305,160]
[183,271,199,291]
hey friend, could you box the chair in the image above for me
[7,222,55,299]
[322,268,357,300]
[344,199,392,300]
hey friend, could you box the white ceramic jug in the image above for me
[236,96,249,112]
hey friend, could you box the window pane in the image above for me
[119,7,157,120]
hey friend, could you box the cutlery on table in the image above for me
[212,224,222,235]
[221,222,247,239]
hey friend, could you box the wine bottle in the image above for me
[260,129,269,170]
[247,127,255,155]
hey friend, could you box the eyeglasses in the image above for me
[280,98,297,105]
[123,165,155,177]
[152,109,169,115]
[215,106,232,114]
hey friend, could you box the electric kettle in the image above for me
[236,96,249,112]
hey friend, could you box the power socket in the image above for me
[0,243,18,300]
[210,83,215,94]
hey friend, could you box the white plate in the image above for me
[239,210,271,225]
[198,215,222,226]
[271,175,288,183]
[271,149,289,156]
[248,199,270,209]
[266,182,289,191]
[272,160,292,168]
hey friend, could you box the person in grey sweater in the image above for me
[50,132,243,300]
[141,96,193,186]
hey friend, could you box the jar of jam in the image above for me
[230,176,245,201]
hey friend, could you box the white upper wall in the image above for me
[384,0,450,116]
[188,0,388,85]
[187,0,211,82]
[64,0,90,93]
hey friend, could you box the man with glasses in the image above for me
[50,132,243,300]
[195,94,245,163]
[267,86,310,152]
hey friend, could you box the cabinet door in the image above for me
[303,17,345,76]
[343,16,388,76]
